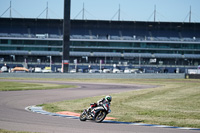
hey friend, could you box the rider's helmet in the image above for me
[105,95,112,102]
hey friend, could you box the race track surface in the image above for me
[0,79,198,133]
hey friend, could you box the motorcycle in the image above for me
[79,103,111,123]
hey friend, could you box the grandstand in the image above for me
[0,17,200,72]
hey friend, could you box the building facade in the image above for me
[0,18,200,67]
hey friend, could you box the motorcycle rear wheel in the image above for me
[94,111,107,123]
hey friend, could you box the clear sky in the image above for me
[0,0,200,22]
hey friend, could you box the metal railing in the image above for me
[0,33,200,42]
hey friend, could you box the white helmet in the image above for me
[105,95,112,102]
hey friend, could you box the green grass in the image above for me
[0,129,37,133]
[0,81,76,91]
[41,79,200,128]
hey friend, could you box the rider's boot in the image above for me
[87,108,91,115]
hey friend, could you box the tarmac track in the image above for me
[0,79,199,133]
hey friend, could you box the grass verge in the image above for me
[0,129,37,133]
[0,81,76,91]
[41,79,200,128]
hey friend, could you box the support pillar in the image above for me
[62,0,71,73]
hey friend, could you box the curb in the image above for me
[25,106,79,119]
[26,106,200,131]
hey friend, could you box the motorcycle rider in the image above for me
[87,95,112,117]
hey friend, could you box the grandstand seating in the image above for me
[70,51,90,56]
[0,50,29,55]
[154,54,182,58]
[30,51,61,56]
[124,53,152,58]
[184,54,200,59]
[93,52,121,57]
[1,18,200,42]
[0,18,200,68]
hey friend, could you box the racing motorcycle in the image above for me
[79,103,111,123]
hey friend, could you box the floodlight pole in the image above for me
[189,6,191,23]
[10,1,12,18]
[154,5,156,22]
[62,0,71,73]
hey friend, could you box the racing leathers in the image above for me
[87,98,111,117]
[97,98,111,113]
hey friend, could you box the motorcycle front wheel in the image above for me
[80,111,87,121]
[94,111,107,123]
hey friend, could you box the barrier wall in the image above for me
[0,73,185,79]
[185,74,200,79]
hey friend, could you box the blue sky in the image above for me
[0,0,200,22]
